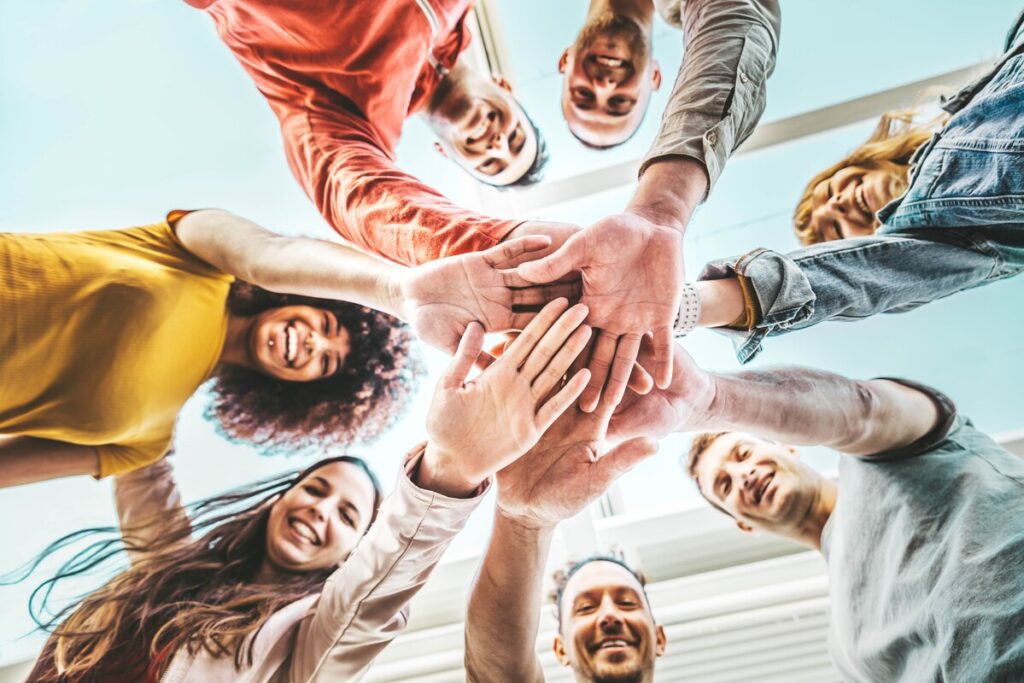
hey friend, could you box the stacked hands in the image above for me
[400,213,691,417]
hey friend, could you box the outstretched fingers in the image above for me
[652,325,675,389]
[443,321,485,389]
[530,323,593,399]
[503,298,571,367]
[535,368,591,431]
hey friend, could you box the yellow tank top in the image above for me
[0,220,234,477]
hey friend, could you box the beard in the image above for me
[573,11,650,69]
[591,671,644,683]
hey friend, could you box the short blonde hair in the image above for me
[793,110,946,246]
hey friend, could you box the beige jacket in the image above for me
[113,445,487,683]
[645,0,781,192]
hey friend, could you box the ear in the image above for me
[654,624,667,656]
[553,634,571,666]
[493,75,513,93]
[432,141,448,158]
[651,60,663,91]
[735,519,754,534]
[558,48,570,74]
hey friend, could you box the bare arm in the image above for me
[0,436,99,488]
[113,457,190,565]
[465,513,552,683]
[697,366,940,456]
[174,209,405,319]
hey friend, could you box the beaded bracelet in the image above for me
[673,282,701,337]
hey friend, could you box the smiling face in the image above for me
[431,76,539,185]
[554,561,665,682]
[264,461,378,573]
[249,305,350,382]
[691,433,827,538]
[559,13,660,148]
[809,164,908,242]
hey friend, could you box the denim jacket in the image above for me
[700,9,1024,363]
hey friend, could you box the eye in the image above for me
[303,484,325,497]
[321,354,329,377]
[833,220,843,240]
[575,603,596,615]
[737,449,749,462]
[322,314,328,335]
[338,509,355,528]
[718,476,731,497]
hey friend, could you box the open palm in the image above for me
[496,388,658,530]
[401,236,580,357]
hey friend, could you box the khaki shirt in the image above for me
[645,0,782,193]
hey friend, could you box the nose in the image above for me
[741,467,758,493]
[596,597,624,631]
[487,132,511,160]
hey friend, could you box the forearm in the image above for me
[465,510,552,683]
[643,0,780,192]
[694,367,938,455]
[627,157,708,233]
[698,229,1012,363]
[0,436,99,487]
[176,209,406,319]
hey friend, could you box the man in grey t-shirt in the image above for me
[683,378,1024,681]
[603,342,1024,681]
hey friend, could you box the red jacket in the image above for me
[189,0,521,265]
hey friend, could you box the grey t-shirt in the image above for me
[821,383,1024,682]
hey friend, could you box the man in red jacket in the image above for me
[188,0,556,266]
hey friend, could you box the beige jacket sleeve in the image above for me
[113,456,190,565]
[644,0,781,192]
[286,443,490,682]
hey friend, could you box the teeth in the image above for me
[595,56,624,67]
[599,639,628,649]
[290,519,318,544]
[855,185,871,214]
[286,325,297,363]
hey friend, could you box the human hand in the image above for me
[607,337,715,443]
[399,236,581,361]
[517,213,684,410]
[420,299,593,497]
[495,384,658,530]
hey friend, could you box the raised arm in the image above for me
[465,391,658,682]
[612,342,940,456]
[175,209,579,357]
[113,457,190,565]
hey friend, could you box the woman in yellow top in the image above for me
[0,209,572,486]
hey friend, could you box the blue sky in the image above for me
[2,0,1023,666]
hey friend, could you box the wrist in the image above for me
[494,504,557,535]
[695,278,745,328]
[627,157,709,232]
[388,270,411,322]
[415,440,482,498]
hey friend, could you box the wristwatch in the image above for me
[673,282,701,337]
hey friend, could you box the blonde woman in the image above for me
[793,110,945,244]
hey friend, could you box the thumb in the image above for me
[594,437,658,485]
[443,322,485,389]
[516,234,585,284]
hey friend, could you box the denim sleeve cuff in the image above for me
[699,248,816,363]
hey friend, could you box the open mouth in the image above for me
[854,184,872,215]
[753,472,775,506]
[287,517,321,546]
[591,637,636,653]
[466,107,495,146]
[594,55,626,68]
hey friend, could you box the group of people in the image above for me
[3,0,1023,681]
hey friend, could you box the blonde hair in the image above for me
[793,110,946,245]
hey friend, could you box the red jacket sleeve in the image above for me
[279,102,522,266]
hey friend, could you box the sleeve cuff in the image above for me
[864,379,959,460]
[401,442,492,506]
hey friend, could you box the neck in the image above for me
[218,314,256,369]
[427,61,480,120]
[586,0,654,27]
[255,557,282,584]
[797,479,837,551]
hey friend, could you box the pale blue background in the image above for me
[1,0,1022,667]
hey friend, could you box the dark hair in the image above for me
[488,107,550,189]
[209,281,423,455]
[7,455,382,681]
[549,553,651,626]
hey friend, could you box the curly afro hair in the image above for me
[206,281,424,454]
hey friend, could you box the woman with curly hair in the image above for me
[0,208,574,486]
[12,299,594,682]
[793,110,946,244]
